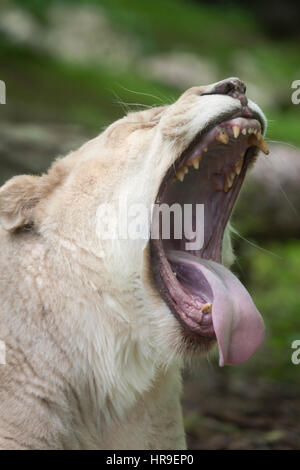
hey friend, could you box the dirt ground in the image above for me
[182,368,300,450]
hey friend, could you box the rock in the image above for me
[235,143,300,238]
[140,52,219,89]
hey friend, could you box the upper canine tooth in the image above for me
[232,125,240,138]
[248,134,269,155]
[258,137,269,155]
[235,159,243,175]
[216,129,229,144]
[227,172,235,188]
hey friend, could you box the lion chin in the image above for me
[0,77,267,450]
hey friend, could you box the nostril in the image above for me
[214,78,246,96]
[224,81,236,94]
[202,77,248,106]
[199,77,248,106]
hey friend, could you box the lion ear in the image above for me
[0,174,44,231]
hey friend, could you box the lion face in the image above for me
[0,78,267,368]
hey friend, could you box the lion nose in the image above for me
[213,77,246,95]
[211,77,247,106]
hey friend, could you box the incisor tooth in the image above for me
[216,129,229,144]
[242,128,247,135]
[232,125,240,138]
[202,302,212,314]
[193,159,200,169]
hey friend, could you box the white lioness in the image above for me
[0,78,267,450]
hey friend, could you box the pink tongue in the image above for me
[168,252,264,366]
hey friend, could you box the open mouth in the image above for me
[151,113,268,366]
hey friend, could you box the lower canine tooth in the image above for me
[216,130,229,144]
[202,302,212,314]
[232,125,240,138]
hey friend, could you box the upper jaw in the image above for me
[157,99,267,190]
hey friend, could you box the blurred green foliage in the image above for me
[2,0,300,143]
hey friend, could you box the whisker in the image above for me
[116,84,167,104]
[231,228,282,259]
[259,150,299,216]
[266,139,298,150]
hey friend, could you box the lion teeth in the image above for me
[176,166,189,181]
[176,169,185,181]
[258,138,269,155]
[227,172,235,189]
[202,302,212,314]
[242,128,247,135]
[235,159,243,175]
[216,129,229,144]
[248,134,269,155]
[232,125,240,138]
[187,152,202,169]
